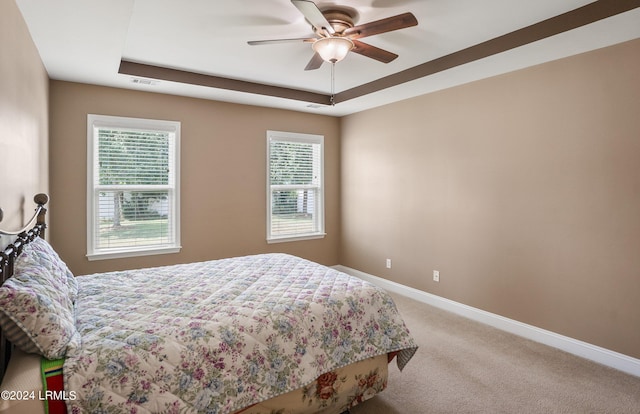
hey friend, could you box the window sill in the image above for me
[87,246,181,261]
[267,233,326,244]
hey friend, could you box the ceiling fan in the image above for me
[248,0,418,70]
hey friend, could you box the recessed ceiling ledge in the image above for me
[118,60,333,106]
[334,0,640,103]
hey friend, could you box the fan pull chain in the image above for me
[330,61,336,106]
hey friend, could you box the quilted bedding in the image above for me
[64,253,417,413]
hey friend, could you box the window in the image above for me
[267,131,325,243]
[87,114,180,260]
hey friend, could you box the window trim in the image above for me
[86,114,181,260]
[266,130,325,244]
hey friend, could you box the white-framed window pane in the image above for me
[87,114,181,260]
[270,141,317,186]
[270,189,318,236]
[97,129,170,186]
[95,190,173,250]
[267,131,324,243]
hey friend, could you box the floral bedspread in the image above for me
[64,253,417,413]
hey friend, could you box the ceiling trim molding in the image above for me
[118,60,332,105]
[118,0,639,108]
[334,0,640,103]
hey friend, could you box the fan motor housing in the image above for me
[322,9,355,33]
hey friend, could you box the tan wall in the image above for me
[340,39,640,359]
[49,82,340,275]
[0,0,49,241]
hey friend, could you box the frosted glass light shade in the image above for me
[312,37,354,63]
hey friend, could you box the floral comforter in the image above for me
[64,253,417,413]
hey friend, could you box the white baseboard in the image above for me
[334,265,640,378]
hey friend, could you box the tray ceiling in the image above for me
[16,0,640,116]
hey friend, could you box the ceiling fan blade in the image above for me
[351,39,398,63]
[304,52,325,71]
[248,37,316,46]
[291,0,335,35]
[343,12,417,39]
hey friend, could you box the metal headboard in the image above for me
[0,193,49,381]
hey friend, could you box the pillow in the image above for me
[0,237,80,359]
[18,237,78,302]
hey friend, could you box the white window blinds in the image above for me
[267,131,324,243]
[87,115,180,260]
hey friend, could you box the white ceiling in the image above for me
[15,0,640,116]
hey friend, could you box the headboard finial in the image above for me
[0,194,48,237]
[34,193,49,206]
[33,194,48,238]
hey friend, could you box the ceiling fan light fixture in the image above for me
[312,37,354,63]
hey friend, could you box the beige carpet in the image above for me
[351,293,640,413]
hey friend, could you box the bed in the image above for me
[0,195,417,414]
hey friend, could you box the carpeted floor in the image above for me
[350,293,640,413]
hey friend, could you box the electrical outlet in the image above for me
[386,259,392,269]
[433,270,440,282]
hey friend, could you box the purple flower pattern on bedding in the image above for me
[0,237,80,359]
[64,253,417,413]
